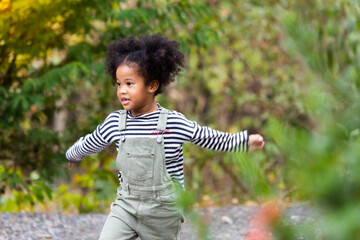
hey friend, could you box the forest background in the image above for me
[1,0,360,238]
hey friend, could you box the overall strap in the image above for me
[118,110,127,142]
[157,109,169,131]
[156,109,169,143]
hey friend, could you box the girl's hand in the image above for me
[248,134,265,151]
[68,162,74,169]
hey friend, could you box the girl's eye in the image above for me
[116,82,133,87]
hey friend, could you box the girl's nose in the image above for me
[119,87,127,94]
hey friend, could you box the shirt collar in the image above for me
[127,103,162,118]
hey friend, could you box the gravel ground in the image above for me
[0,203,319,240]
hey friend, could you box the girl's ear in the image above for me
[148,80,159,93]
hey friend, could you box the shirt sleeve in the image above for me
[65,113,114,162]
[189,121,249,152]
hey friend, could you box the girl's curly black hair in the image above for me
[105,33,184,95]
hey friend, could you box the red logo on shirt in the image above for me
[152,129,170,135]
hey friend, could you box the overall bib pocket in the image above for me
[126,153,155,181]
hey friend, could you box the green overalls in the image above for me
[99,109,183,240]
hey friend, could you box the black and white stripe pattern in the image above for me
[65,106,248,186]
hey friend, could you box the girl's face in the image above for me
[116,64,159,116]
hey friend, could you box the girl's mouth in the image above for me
[121,98,130,105]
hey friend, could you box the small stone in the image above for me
[221,216,234,224]
[37,233,53,239]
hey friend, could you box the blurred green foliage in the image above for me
[267,1,360,239]
[1,0,360,238]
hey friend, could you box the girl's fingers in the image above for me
[68,162,73,169]
[255,140,265,149]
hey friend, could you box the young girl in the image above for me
[66,33,265,240]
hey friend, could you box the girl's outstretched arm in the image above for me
[65,111,119,165]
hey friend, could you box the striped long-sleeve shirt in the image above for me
[65,105,248,186]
